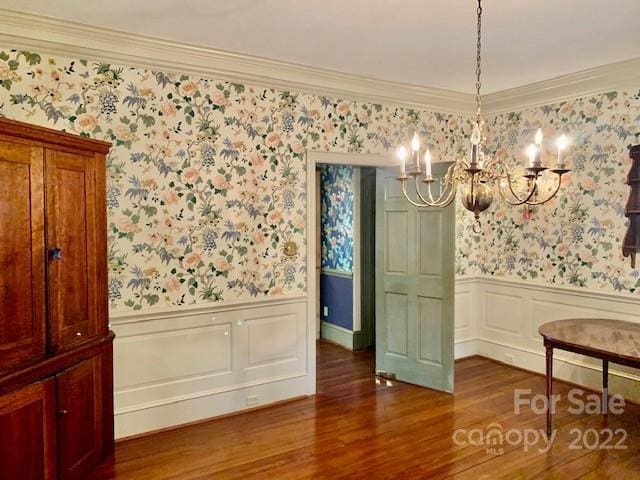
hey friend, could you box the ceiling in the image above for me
[2,0,640,93]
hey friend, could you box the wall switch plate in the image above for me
[323,306,329,317]
[246,395,259,407]
[504,354,515,364]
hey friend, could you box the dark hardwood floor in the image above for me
[90,342,640,479]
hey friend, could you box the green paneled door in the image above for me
[375,163,455,392]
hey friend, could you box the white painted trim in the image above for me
[483,57,640,114]
[352,167,362,333]
[109,293,307,324]
[307,151,396,360]
[456,274,640,305]
[0,8,473,115]
[1,9,637,116]
[320,321,354,351]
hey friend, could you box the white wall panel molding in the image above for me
[111,296,308,438]
[455,275,640,403]
[2,10,638,116]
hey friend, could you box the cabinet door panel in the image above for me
[57,355,103,480]
[0,141,45,372]
[46,150,99,351]
[0,379,56,480]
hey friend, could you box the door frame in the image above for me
[305,151,396,395]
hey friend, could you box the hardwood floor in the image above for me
[90,342,640,479]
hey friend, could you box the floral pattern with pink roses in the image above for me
[0,49,469,312]
[457,90,640,294]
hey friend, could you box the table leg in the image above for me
[602,359,609,415]
[546,345,553,436]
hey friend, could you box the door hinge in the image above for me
[375,370,396,380]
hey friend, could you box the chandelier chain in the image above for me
[475,0,482,124]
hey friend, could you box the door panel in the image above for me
[0,141,45,372]
[57,355,103,480]
[46,150,99,351]
[0,379,56,480]
[375,163,455,392]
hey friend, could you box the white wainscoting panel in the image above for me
[455,276,640,403]
[110,295,308,439]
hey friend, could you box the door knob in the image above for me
[49,247,62,261]
[58,409,68,416]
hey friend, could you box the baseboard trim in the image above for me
[320,321,354,351]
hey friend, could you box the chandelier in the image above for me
[395,0,571,231]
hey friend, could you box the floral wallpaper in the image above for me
[0,48,468,312]
[457,90,640,294]
[320,164,354,273]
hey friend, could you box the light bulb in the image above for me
[526,144,537,166]
[411,132,421,152]
[471,123,481,145]
[396,145,408,160]
[534,128,543,145]
[556,134,568,151]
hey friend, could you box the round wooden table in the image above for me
[538,318,640,435]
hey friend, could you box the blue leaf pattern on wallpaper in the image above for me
[320,165,354,273]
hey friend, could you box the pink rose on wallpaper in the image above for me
[268,211,282,223]
[114,124,135,141]
[211,91,226,106]
[180,80,198,97]
[250,151,266,167]
[181,167,200,183]
[117,218,142,234]
[162,191,179,205]
[74,113,98,133]
[556,243,569,255]
[323,121,336,133]
[213,257,232,272]
[336,102,349,115]
[162,102,177,117]
[292,141,305,154]
[212,175,230,190]
[253,232,266,245]
[266,131,281,147]
[183,253,202,268]
[164,277,181,292]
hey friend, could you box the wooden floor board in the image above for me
[90,341,640,479]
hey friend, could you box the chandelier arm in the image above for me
[521,175,564,206]
[424,179,457,207]
[400,181,433,208]
[499,173,539,205]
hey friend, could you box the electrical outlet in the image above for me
[504,354,515,364]
[246,395,259,407]
[323,306,329,317]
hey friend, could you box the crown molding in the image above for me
[0,9,474,115]
[482,57,640,114]
[0,9,638,117]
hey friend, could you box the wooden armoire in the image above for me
[0,118,114,480]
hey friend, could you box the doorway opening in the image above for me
[315,164,376,352]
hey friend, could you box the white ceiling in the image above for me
[2,0,640,93]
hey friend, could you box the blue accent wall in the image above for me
[320,273,353,330]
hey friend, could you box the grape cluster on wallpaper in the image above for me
[1,49,638,313]
[0,49,467,312]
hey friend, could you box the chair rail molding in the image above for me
[1,9,639,116]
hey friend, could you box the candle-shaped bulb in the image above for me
[556,134,568,151]
[534,128,543,146]
[397,146,408,173]
[471,123,481,145]
[424,149,432,176]
[411,132,421,152]
[526,144,537,167]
